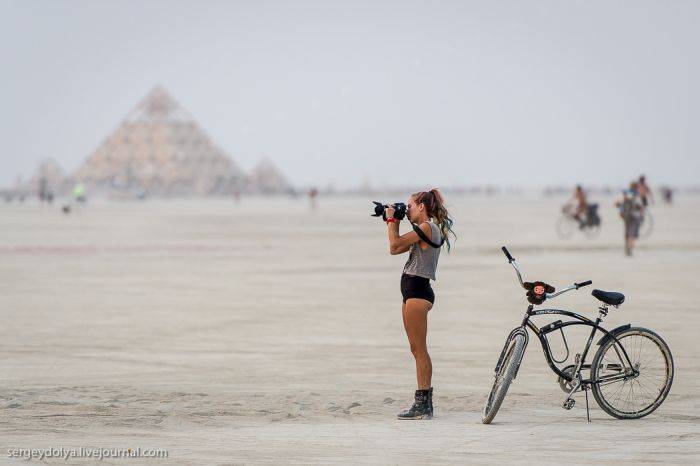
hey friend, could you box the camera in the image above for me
[371,201,407,221]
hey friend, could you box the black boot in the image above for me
[397,389,432,420]
[428,387,434,417]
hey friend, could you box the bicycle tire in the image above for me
[591,327,673,419]
[582,224,601,239]
[555,215,575,239]
[482,333,526,424]
[639,211,654,238]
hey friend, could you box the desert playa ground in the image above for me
[1,196,698,464]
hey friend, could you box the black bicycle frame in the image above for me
[517,305,636,385]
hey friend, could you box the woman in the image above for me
[384,188,455,420]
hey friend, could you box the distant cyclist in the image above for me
[564,185,588,228]
[616,182,644,256]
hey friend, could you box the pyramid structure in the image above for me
[74,86,246,196]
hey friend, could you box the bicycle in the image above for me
[482,247,673,424]
[556,204,601,239]
[639,209,654,238]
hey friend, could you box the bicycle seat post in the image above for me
[598,306,608,319]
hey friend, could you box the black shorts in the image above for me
[400,273,435,304]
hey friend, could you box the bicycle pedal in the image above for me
[562,399,575,410]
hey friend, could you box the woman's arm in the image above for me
[387,220,432,255]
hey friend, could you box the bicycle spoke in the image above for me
[635,379,657,402]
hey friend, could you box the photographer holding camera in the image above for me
[380,188,455,420]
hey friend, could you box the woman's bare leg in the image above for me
[402,298,433,389]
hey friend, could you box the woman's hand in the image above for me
[385,205,396,220]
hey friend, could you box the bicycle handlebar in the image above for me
[502,246,592,300]
[502,246,514,263]
[546,285,575,300]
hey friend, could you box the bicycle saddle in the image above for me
[592,289,625,306]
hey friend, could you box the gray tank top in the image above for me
[403,221,442,280]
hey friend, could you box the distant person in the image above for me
[616,182,644,256]
[564,185,588,228]
[308,188,318,210]
[39,177,48,203]
[383,188,455,420]
[72,183,87,203]
[661,186,673,204]
[638,175,654,206]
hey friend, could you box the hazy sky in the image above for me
[1,0,698,188]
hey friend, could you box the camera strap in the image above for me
[411,223,444,248]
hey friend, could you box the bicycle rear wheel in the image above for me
[583,224,601,238]
[591,327,673,419]
[482,333,526,424]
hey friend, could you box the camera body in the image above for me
[371,201,407,221]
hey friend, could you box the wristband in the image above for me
[385,217,396,223]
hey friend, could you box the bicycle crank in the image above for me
[557,365,577,393]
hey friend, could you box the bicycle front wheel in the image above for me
[639,211,654,238]
[482,333,526,424]
[591,327,673,419]
[556,215,575,239]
